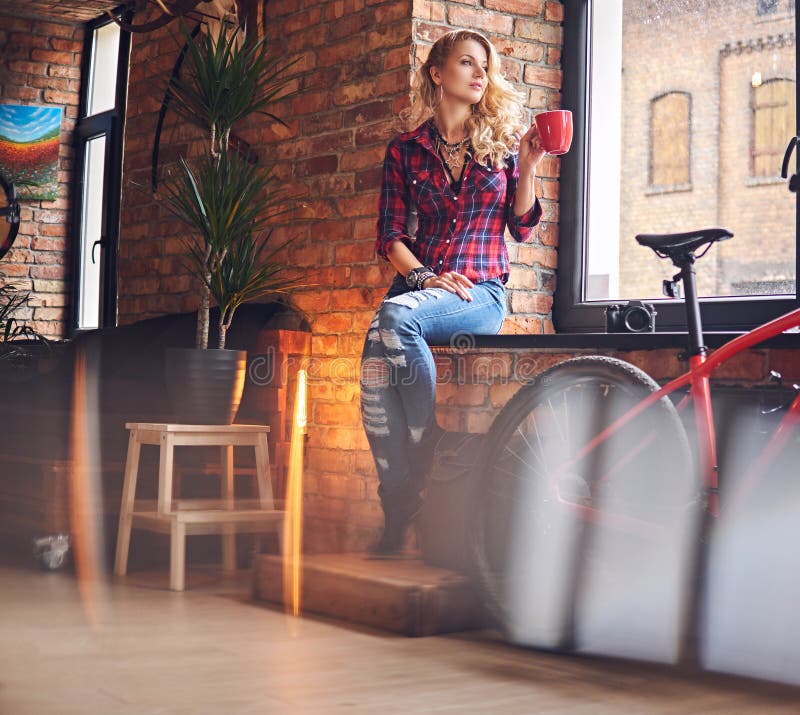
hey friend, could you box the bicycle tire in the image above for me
[469,355,698,648]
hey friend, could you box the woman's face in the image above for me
[431,38,489,106]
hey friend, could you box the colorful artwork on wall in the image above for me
[0,104,62,201]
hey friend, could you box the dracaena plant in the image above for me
[160,147,299,348]
[167,19,294,158]
[210,226,296,348]
[157,16,299,350]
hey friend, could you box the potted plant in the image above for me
[156,14,299,423]
[0,280,52,375]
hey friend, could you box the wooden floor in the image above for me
[1,558,798,714]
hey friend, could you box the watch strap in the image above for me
[406,265,435,290]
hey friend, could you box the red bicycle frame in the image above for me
[555,306,800,528]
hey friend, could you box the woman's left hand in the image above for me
[517,123,546,177]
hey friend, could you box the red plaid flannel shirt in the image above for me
[376,119,542,284]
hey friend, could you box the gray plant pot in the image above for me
[165,347,247,425]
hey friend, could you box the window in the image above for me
[752,78,796,177]
[70,13,131,332]
[557,0,798,332]
[650,92,691,188]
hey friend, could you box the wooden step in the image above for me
[252,552,486,637]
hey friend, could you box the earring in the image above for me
[434,85,443,107]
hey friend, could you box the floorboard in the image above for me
[0,556,798,714]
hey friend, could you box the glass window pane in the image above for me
[78,135,106,330]
[586,0,796,301]
[88,22,120,115]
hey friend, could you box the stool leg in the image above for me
[221,445,236,573]
[170,520,186,591]
[254,433,273,509]
[254,432,282,555]
[158,433,175,514]
[114,431,141,576]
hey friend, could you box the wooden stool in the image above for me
[113,423,284,591]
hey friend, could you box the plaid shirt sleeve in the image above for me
[504,152,543,242]
[375,140,412,261]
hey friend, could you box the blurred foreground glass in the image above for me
[701,410,800,686]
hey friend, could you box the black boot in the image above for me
[409,422,446,494]
[367,487,423,558]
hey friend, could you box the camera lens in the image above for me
[624,305,651,332]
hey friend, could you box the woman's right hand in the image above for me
[423,271,474,301]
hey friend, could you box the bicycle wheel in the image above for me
[470,356,699,656]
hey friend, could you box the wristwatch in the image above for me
[405,266,436,290]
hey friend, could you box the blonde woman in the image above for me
[361,29,545,556]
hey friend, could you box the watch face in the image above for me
[405,269,418,288]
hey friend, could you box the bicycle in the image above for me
[469,227,800,667]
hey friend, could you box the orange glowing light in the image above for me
[69,342,104,624]
[282,368,306,616]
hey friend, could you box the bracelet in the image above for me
[416,270,436,290]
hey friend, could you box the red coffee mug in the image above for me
[534,110,573,155]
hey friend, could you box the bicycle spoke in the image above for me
[513,421,548,473]
[530,409,556,476]
[487,461,540,489]
[547,398,568,444]
[491,446,548,495]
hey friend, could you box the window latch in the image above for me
[91,236,105,265]
[780,136,799,192]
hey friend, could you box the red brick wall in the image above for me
[116,11,202,321]
[433,345,800,435]
[254,0,566,550]
[254,0,415,551]
[0,15,83,339]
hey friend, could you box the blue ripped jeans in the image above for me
[360,274,506,503]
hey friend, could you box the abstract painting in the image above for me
[0,104,62,201]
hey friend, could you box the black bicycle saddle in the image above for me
[635,228,733,257]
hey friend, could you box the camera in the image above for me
[606,300,657,333]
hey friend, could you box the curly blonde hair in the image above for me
[401,30,527,169]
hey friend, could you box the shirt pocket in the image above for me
[408,169,437,207]
[472,165,506,197]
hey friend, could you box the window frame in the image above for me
[69,8,132,334]
[555,0,800,334]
